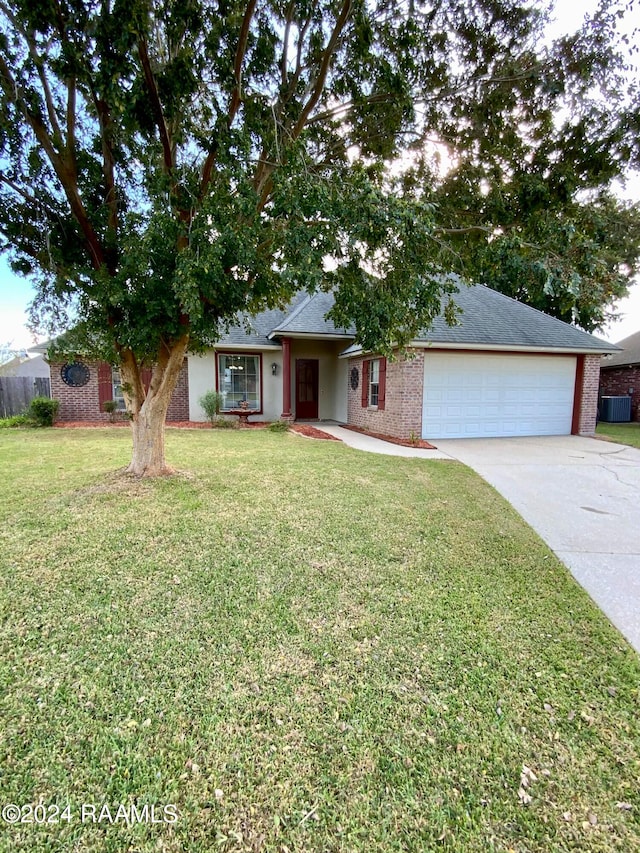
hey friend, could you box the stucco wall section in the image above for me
[347,350,424,439]
[599,366,640,421]
[188,350,283,422]
[577,354,602,435]
[51,360,189,422]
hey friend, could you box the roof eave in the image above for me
[414,341,618,354]
[340,340,617,358]
[268,331,355,341]
[601,360,640,370]
[209,342,282,352]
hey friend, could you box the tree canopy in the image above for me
[1,0,639,472]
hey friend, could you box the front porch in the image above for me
[279,337,348,423]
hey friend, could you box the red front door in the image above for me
[296,359,319,419]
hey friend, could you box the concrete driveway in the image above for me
[434,435,640,653]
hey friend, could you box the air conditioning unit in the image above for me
[600,396,632,423]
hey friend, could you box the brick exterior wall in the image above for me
[166,364,190,421]
[50,360,189,422]
[347,350,424,439]
[575,354,602,435]
[599,366,640,422]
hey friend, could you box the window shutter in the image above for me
[141,368,153,392]
[361,360,369,407]
[97,362,112,410]
[378,357,386,411]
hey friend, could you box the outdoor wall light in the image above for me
[271,362,278,376]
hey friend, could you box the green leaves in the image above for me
[0,0,639,368]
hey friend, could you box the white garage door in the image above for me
[422,352,576,439]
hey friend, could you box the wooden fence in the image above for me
[0,376,51,418]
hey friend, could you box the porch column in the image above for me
[281,336,292,419]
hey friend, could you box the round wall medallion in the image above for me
[61,361,90,387]
[350,367,359,391]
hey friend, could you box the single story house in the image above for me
[42,283,616,439]
[599,330,640,422]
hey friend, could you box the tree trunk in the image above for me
[121,335,188,477]
[127,396,173,477]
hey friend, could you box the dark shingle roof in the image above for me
[341,283,616,355]
[34,282,618,355]
[269,291,355,337]
[600,329,640,368]
[215,292,308,347]
[422,284,616,352]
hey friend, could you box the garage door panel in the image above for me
[422,353,576,439]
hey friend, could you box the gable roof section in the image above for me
[215,292,309,348]
[600,329,640,369]
[269,290,355,338]
[341,284,617,356]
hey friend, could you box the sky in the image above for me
[1,1,639,353]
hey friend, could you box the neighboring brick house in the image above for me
[599,330,640,422]
[36,283,616,437]
[47,359,189,422]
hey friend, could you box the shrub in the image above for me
[0,414,34,428]
[268,420,290,433]
[212,416,236,429]
[199,390,223,425]
[102,400,119,422]
[28,396,60,427]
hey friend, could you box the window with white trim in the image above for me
[218,354,261,410]
[369,358,380,407]
[112,368,126,410]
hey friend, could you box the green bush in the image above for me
[212,416,236,429]
[0,414,34,428]
[102,399,119,422]
[268,420,290,433]
[199,390,223,425]
[28,396,60,427]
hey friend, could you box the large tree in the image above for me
[1,0,639,475]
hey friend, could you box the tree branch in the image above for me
[253,2,353,207]
[0,2,64,144]
[0,172,61,219]
[66,76,77,171]
[291,0,353,140]
[200,0,258,198]
[96,97,118,243]
[0,53,106,270]
[228,0,258,126]
[281,1,295,87]
[138,35,173,172]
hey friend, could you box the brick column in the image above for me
[572,354,601,435]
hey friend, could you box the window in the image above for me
[112,368,126,410]
[369,358,380,406]
[361,357,386,411]
[218,354,261,411]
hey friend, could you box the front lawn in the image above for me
[596,421,640,448]
[0,429,638,853]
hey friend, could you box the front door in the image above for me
[296,359,319,419]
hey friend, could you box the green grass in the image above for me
[0,429,639,853]
[596,421,640,448]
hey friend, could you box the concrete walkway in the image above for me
[315,425,640,653]
[312,423,452,458]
